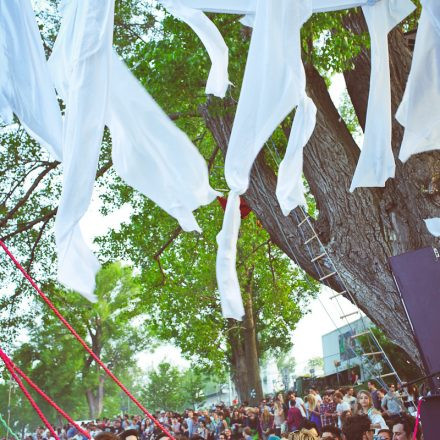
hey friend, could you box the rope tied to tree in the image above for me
[0,240,175,440]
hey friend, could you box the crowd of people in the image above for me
[22,381,423,440]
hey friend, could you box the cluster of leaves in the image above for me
[141,361,207,412]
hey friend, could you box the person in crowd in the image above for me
[266,428,280,440]
[304,395,320,432]
[332,391,350,429]
[320,425,342,440]
[367,381,381,411]
[340,410,352,429]
[342,414,374,440]
[95,433,119,440]
[259,406,273,440]
[288,420,319,440]
[349,370,359,386]
[381,384,404,417]
[389,413,422,440]
[401,384,419,416]
[287,398,303,432]
[291,392,306,418]
[242,427,252,440]
[273,399,285,436]
[354,390,387,434]
[376,428,392,440]
[308,388,322,404]
[118,429,139,440]
[197,420,209,440]
[244,410,259,438]
[319,393,336,427]
[343,387,356,411]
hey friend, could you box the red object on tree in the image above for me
[217,196,252,219]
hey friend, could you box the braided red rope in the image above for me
[0,240,175,440]
[0,348,90,439]
[413,397,423,440]
[0,349,59,440]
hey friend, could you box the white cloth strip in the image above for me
[216,0,314,320]
[0,0,62,161]
[181,0,380,14]
[50,0,219,300]
[277,96,317,215]
[216,192,245,320]
[108,52,220,233]
[160,0,229,97]
[49,0,115,302]
[397,0,440,162]
[350,0,415,191]
[424,218,440,237]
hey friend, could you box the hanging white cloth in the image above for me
[49,0,219,300]
[350,0,415,192]
[108,52,220,233]
[396,0,440,162]
[49,0,115,302]
[160,0,230,97]
[217,0,314,320]
[0,0,62,161]
[424,218,440,237]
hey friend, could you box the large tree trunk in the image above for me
[200,11,440,369]
[227,269,263,404]
[85,374,105,419]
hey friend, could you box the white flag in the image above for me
[0,0,62,161]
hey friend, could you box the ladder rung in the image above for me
[311,252,326,263]
[319,271,337,281]
[340,311,358,319]
[304,234,318,245]
[380,372,397,378]
[351,331,371,339]
[363,351,382,356]
[298,216,309,227]
[330,290,347,299]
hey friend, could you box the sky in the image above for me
[78,73,360,377]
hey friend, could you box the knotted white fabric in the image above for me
[49,0,219,300]
[217,0,314,320]
[350,0,415,192]
[49,0,115,302]
[397,0,440,162]
[0,0,62,161]
[160,0,230,97]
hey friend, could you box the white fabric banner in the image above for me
[49,0,115,302]
[108,53,220,233]
[0,0,62,161]
[424,218,440,237]
[160,0,230,97]
[49,0,219,300]
[397,0,440,162]
[350,0,415,191]
[217,0,314,320]
[216,192,245,320]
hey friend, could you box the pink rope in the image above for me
[0,349,59,440]
[413,397,423,440]
[0,349,91,439]
[0,240,175,440]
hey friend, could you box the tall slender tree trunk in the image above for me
[227,269,263,404]
[85,374,105,419]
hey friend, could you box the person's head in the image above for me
[367,381,377,391]
[96,433,119,440]
[342,414,374,440]
[356,390,373,412]
[378,389,386,400]
[387,384,396,394]
[305,394,316,411]
[376,429,392,440]
[118,430,139,440]
[321,425,342,440]
[390,414,421,440]
[341,410,352,426]
[333,391,343,404]
[322,394,330,404]
[289,428,319,440]
[277,392,285,403]
[308,387,317,396]
[224,429,232,438]
[243,427,251,437]
[347,387,354,396]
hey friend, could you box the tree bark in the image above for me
[227,269,263,404]
[200,11,440,369]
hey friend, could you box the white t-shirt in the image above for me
[336,401,350,428]
[295,397,306,417]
